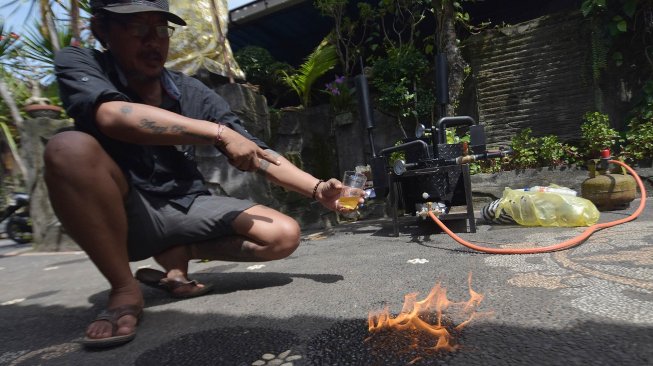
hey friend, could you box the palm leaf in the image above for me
[0,24,20,63]
[19,21,72,70]
[283,39,337,107]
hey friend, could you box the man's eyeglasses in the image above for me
[129,24,175,39]
[117,21,175,39]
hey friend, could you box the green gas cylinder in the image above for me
[581,159,637,211]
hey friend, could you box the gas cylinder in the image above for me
[581,155,637,211]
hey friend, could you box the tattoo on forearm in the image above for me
[170,125,185,134]
[265,149,281,160]
[257,149,280,176]
[139,119,168,134]
[130,111,211,142]
[257,159,271,176]
[120,105,133,115]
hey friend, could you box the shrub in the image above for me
[507,128,539,169]
[234,46,293,107]
[503,128,579,170]
[580,112,621,159]
[623,119,653,163]
[623,81,653,164]
[370,46,434,125]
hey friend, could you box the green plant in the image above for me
[281,39,337,108]
[20,21,68,64]
[581,0,645,79]
[318,0,480,122]
[315,0,374,76]
[470,158,504,175]
[445,128,470,144]
[370,45,433,137]
[629,80,653,122]
[0,68,29,124]
[621,80,653,162]
[388,140,406,164]
[0,25,20,68]
[504,128,579,170]
[324,75,354,113]
[580,111,621,158]
[0,25,29,147]
[234,46,293,107]
[623,120,653,162]
[506,128,539,169]
[541,136,582,166]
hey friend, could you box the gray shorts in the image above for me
[124,188,257,261]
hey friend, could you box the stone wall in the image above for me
[462,12,595,147]
[196,83,278,207]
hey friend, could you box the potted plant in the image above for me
[23,81,62,119]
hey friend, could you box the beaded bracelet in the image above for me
[312,180,324,200]
[214,123,226,146]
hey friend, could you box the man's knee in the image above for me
[44,131,100,173]
[271,218,301,259]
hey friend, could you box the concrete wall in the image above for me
[20,117,76,251]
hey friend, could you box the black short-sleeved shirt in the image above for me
[54,46,269,209]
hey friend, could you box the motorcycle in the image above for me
[0,192,32,244]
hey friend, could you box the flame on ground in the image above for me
[367,273,489,358]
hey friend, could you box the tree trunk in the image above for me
[70,0,80,45]
[39,0,60,52]
[433,0,468,116]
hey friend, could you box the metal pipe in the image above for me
[379,139,430,158]
[443,148,513,165]
[435,116,476,144]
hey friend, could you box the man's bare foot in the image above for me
[163,269,210,297]
[85,278,144,343]
[135,267,212,298]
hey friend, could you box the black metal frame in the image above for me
[388,163,476,236]
[353,62,500,237]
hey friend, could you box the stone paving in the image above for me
[0,199,651,365]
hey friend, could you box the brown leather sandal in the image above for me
[82,304,142,348]
[135,268,213,299]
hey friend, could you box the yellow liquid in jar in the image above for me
[338,196,360,210]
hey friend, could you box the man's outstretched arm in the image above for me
[257,149,361,212]
[95,101,280,171]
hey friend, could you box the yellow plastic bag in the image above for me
[496,187,600,227]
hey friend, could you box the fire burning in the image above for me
[366,273,489,362]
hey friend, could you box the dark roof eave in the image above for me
[229,0,307,25]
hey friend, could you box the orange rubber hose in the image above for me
[428,160,647,254]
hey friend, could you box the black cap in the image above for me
[90,0,186,26]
